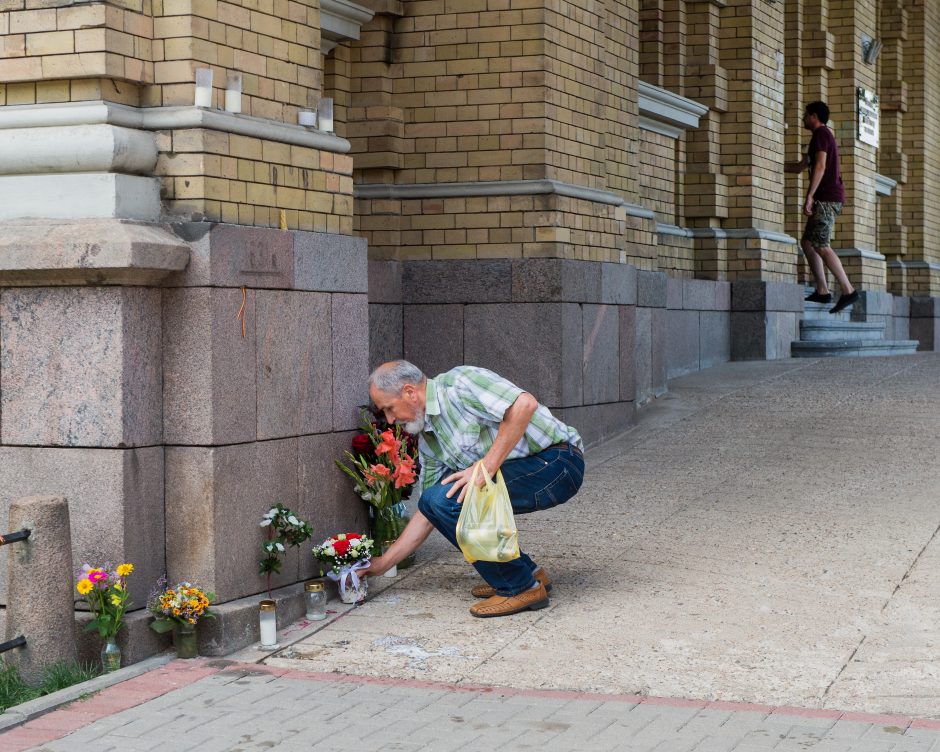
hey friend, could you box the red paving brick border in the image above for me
[1,658,939,752]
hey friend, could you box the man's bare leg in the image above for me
[816,244,855,295]
[802,240,830,294]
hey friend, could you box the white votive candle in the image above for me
[224,72,242,114]
[298,109,316,127]
[194,68,213,108]
[259,600,278,649]
[317,97,333,132]
[382,541,397,577]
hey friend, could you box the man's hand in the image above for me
[803,196,814,216]
[441,392,538,503]
[361,555,391,577]
[442,462,491,503]
[361,510,435,576]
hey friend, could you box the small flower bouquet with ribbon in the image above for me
[312,533,373,604]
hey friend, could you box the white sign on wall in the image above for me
[857,87,879,148]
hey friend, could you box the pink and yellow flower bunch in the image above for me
[75,563,134,639]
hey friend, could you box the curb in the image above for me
[0,652,174,733]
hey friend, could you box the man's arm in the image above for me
[362,509,435,576]
[784,154,807,174]
[443,392,538,501]
[803,151,827,215]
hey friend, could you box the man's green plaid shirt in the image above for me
[417,366,584,492]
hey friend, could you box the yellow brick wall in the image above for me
[877,0,909,287]
[348,0,665,266]
[657,235,694,278]
[604,0,640,204]
[827,0,879,257]
[727,237,795,282]
[544,0,606,189]
[0,1,155,105]
[377,1,548,186]
[0,0,323,122]
[356,192,623,262]
[903,0,940,292]
[0,0,355,232]
[155,128,353,231]
[639,129,677,224]
[720,0,787,234]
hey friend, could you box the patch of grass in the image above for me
[0,660,101,712]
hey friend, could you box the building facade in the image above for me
[0,0,938,656]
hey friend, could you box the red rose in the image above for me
[333,538,350,556]
[351,433,373,457]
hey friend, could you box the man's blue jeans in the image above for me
[417,444,584,597]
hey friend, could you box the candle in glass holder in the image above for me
[305,581,327,621]
[224,72,242,114]
[298,109,316,127]
[259,599,278,649]
[194,68,213,108]
[317,97,334,133]
[381,541,397,578]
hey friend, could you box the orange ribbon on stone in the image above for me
[235,286,247,338]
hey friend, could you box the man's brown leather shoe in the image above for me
[471,568,552,599]
[469,582,549,618]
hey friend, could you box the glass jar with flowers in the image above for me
[147,578,215,658]
[337,411,420,568]
[75,563,134,672]
[312,533,374,604]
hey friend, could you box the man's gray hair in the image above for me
[369,360,426,395]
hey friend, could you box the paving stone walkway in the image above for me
[4,660,940,752]
[2,354,940,751]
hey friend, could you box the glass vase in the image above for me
[339,575,368,604]
[101,636,121,673]
[174,622,199,659]
[371,502,415,569]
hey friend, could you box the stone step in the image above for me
[802,299,853,321]
[791,339,919,358]
[799,320,885,342]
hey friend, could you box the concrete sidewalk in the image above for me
[3,354,940,751]
[6,660,940,751]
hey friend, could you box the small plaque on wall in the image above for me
[857,87,879,148]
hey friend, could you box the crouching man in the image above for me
[361,360,585,618]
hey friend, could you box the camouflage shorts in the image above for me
[802,201,842,248]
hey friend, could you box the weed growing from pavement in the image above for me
[0,661,100,712]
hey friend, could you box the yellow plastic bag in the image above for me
[456,462,520,564]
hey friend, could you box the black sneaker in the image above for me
[805,291,832,304]
[830,290,859,314]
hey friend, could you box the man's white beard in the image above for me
[402,414,425,434]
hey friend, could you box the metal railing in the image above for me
[0,528,30,653]
[0,528,30,546]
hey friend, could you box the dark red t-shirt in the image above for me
[807,125,845,203]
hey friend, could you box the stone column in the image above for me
[896,1,940,297]
[719,0,793,282]
[827,0,885,293]
[878,0,910,296]
[683,0,730,280]
[5,496,76,685]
